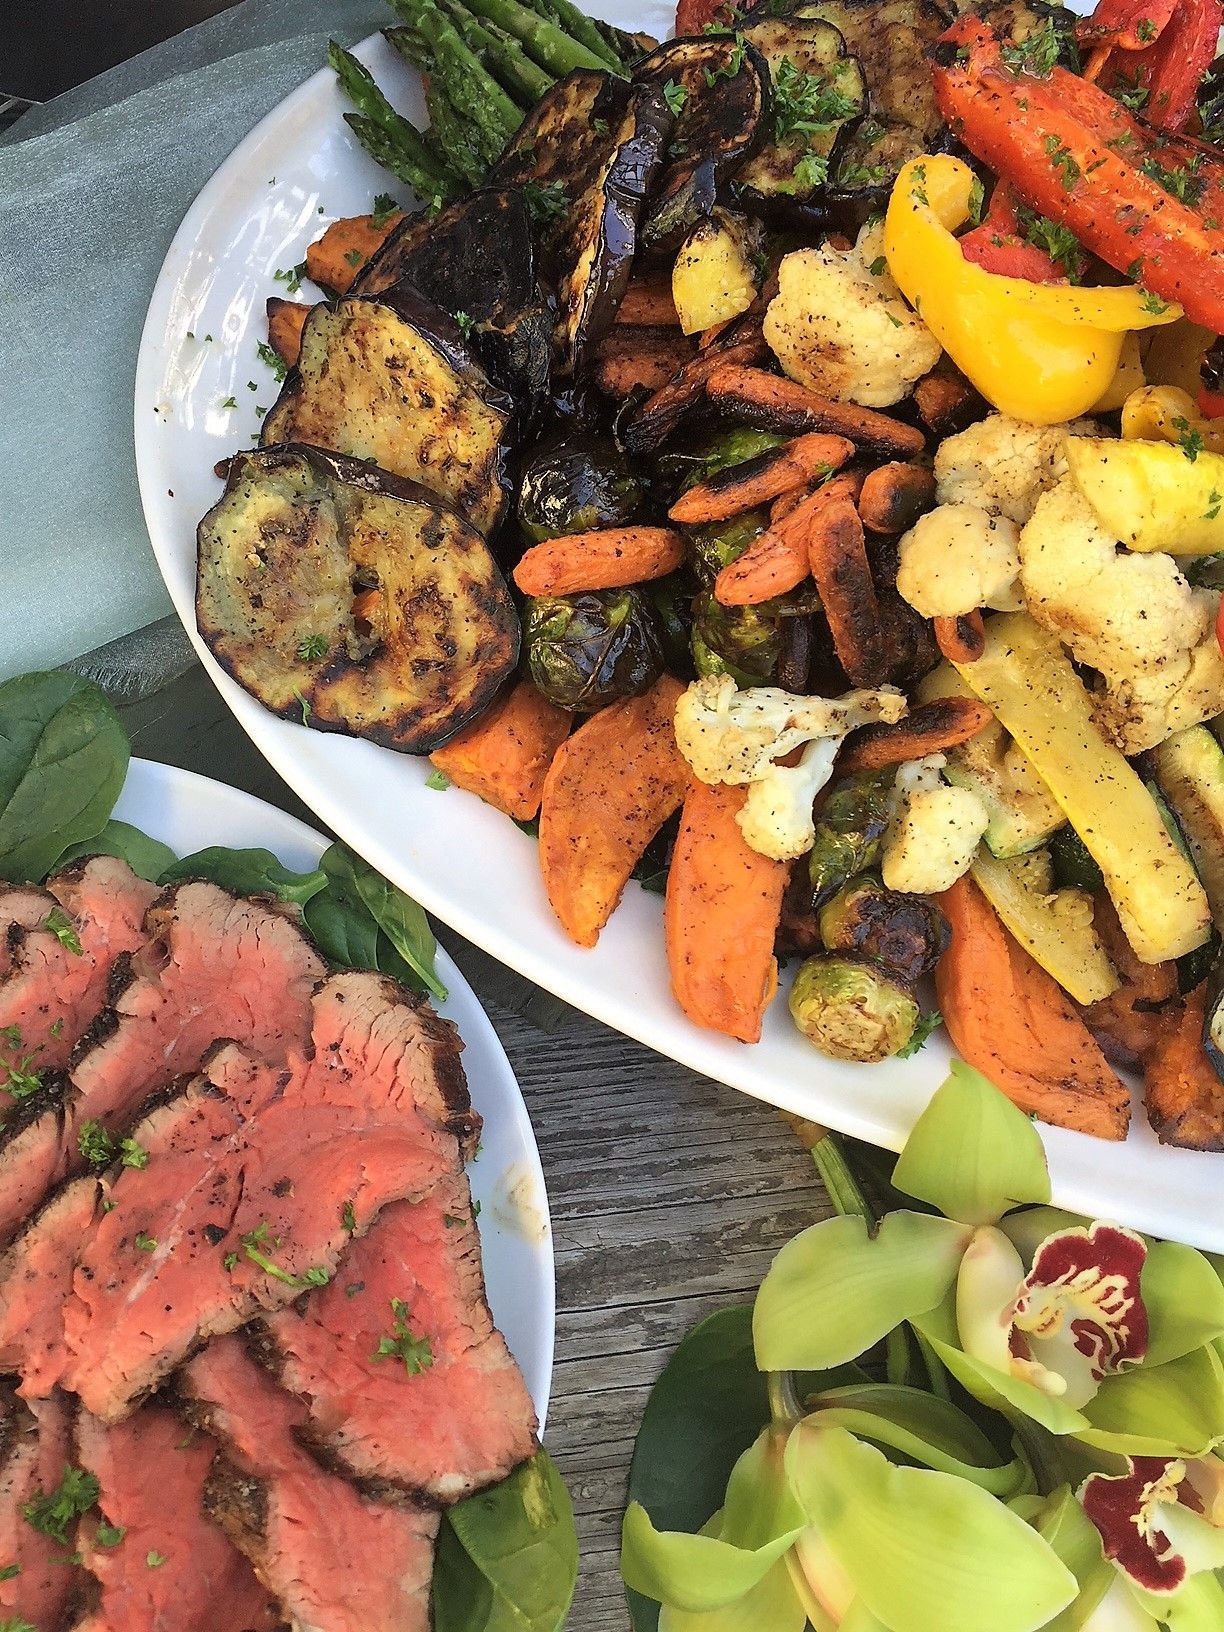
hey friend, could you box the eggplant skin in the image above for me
[260,287,513,537]
[196,445,520,755]
[494,71,673,376]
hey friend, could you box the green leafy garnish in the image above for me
[43,906,82,955]
[370,191,400,229]
[296,634,328,662]
[1141,152,1205,206]
[255,340,288,383]
[454,310,475,339]
[425,768,451,791]
[95,1522,126,1548]
[1000,18,1064,77]
[1173,415,1205,460]
[522,181,568,224]
[895,1009,943,1059]
[0,1565,20,1581]
[240,1220,330,1289]
[1042,134,1081,192]
[662,78,687,116]
[134,1232,157,1254]
[772,55,858,147]
[342,1199,357,1233]
[22,1466,100,1543]
[273,261,307,295]
[146,1551,167,1569]
[371,1297,434,1375]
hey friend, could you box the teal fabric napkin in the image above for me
[0,0,386,682]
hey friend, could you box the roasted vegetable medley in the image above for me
[196,0,1224,1150]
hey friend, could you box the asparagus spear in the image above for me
[392,0,523,145]
[381,22,436,75]
[436,0,555,104]
[459,0,616,75]
[424,81,490,187]
[327,42,458,200]
[521,0,623,69]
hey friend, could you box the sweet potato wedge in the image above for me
[806,495,888,687]
[539,676,689,948]
[1081,897,1179,1071]
[265,299,312,371]
[513,527,686,597]
[429,681,571,822]
[937,876,1131,1140]
[714,471,863,607]
[668,433,854,526]
[305,212,406,297]
[616,275,681,327]
[838,696,994,774]
[593,327,695,397]
[1144,987,1224,1150]
[934,611,986,665]
[857,462,937,535]
[705,364,926,457]
[665,780,788,1043]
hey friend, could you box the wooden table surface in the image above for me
[110,662,835,1629]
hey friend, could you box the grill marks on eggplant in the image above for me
[197,447,520,754]
[261,288,514,537]
[73,1403,280,1632]
[494,70,674,374]
[0,1387,79,1631]
[254,1173,538,1504]
[183,1337,440,1632]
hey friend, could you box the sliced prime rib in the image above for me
[181,1336,438,1632]
[0,879,326,1243]
[254,1171,537,1504]
[1,973,475,1421]
[0,1386,81,1630]
[72,1402,280,1632]
[0,884,60,977]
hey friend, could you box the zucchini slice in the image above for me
[355,188,553,423]
[1151,726,1224,931]
[734,16,867,205]
[634,35,770,249]
[197,447,519,753]
[493,69,673,375]
[789,0,952,199]
[260,287,513,537]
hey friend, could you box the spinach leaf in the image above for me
[55,821,178,883]
[353,853,447,1001]
[305,844,446,999]
[159,846,326,906]
[0,672,128,883]
[434,1450,577,1632]
[303,844,382,970]
[623,1306,770,1632]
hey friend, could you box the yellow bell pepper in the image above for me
[1120,383,1224,455]
[883,155,1182,426]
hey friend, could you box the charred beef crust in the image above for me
[0,1072,67,1152]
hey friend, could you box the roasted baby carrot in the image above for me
[805,495,888,686]
[616,275,681,327]
[838,696,994,773]
[714,472,864,607]
[429,681,571,822]
[1144,986,1224,1149]
[934,611,987,665]
[857,462,937,535]
[668,433,854,526]
[513,528,686,598]
[705,364,927,457]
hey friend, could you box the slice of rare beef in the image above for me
[181,1336,438,1632]
[72,1402,279,1632]
[0,885,59,978]
[255,1171,537,1504]
[0,1386,82,1629]
[2,973,474,1421]
[0,879,325,1245]
[0,859,159,1241]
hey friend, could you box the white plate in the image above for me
[111,757,554,1419]
[133,19,1224,1254]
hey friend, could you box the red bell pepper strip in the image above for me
[674,0,733,32]
[1200,385,1224,417]
[1123,0,1223,131]
[960,183,1067,281]
[1076,0,1178,53]
[934,16,1224,331]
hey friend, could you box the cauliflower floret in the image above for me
[935,414,1102,525]
[1019,477,1224,752]
[881,755,989,895]
[763,226,940,410]
[896,504,1023,619]
[673,675,907,860]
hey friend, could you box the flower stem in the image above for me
[768,1369,805,1428]
[809,1130,874,1223]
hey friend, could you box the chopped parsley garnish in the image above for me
[522,180,568,224]
[1141,152,1205,206]
[240,1221,331,1289]
[704,34,746,85]
[1205,489,1222,520]
[1113,67,1149,111]
[0,1026,19,1047]
[425,768,451,791]
[454,310,475,339]
[296,634,328,662]
[95,1522,126,1548]
[293,689,312,725]
[255,340,287,383]
[342,1199,357,1233]
[146,1551,167,1569]
[344,248,365,268]
[0,1616,37,1632]
[897,1009,943,1058]
[443,1213,466,1229]
[771,56,858,147]
[370,191,399,229]
[1000,18,1063,77]
[967,175,986,227]
[662,78,687,116]
[1136,16,1158,41]
[220,396,237,410]
[592,117,609,134]
[223,1251,239,1271]
[134,1232,158,1254]
[1043,134,1081,192]
[0,1564,20,1581]
[1016,206,1086,280]
[273,261,307,295]
[78,1121,114,1164]
[49,1018,63,1039]
[1173,415,1205,460]
[1141,289,1170,314]
[1,1054,42,1103]
[22,1467,100,1543]
[43,907,81,955]
[836,158,888,190]
[370,1298,434,1376]
[120,1139,149,1170]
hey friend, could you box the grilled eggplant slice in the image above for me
[260,287,513,537]
[354,189,552,422]
[197,446,519,753]
[734,15,867,207]
[788,0,953,199]
[493,70,673,375]
[634,35,770,250]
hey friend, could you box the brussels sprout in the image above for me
[818,875,950,989]
[788,955,920,1062]
[691,591,784,687]
[656,428,790,498]
[517,439,644,543]
[645,572,696,677]
[686,509,770,589]
[524,588,664,713]
[807,772,895,906]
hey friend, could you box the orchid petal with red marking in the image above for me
[1081,1455,1224,1596]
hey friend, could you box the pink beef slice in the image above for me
[181,1336,438,1632]
[0,886,60,978]
[0,860,159,1244]
[0,1386,82,1629]
[0,879,325,1244]
[254,1171,537,1504]
[0,973,475,1422]
[73,1402,279,1632]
